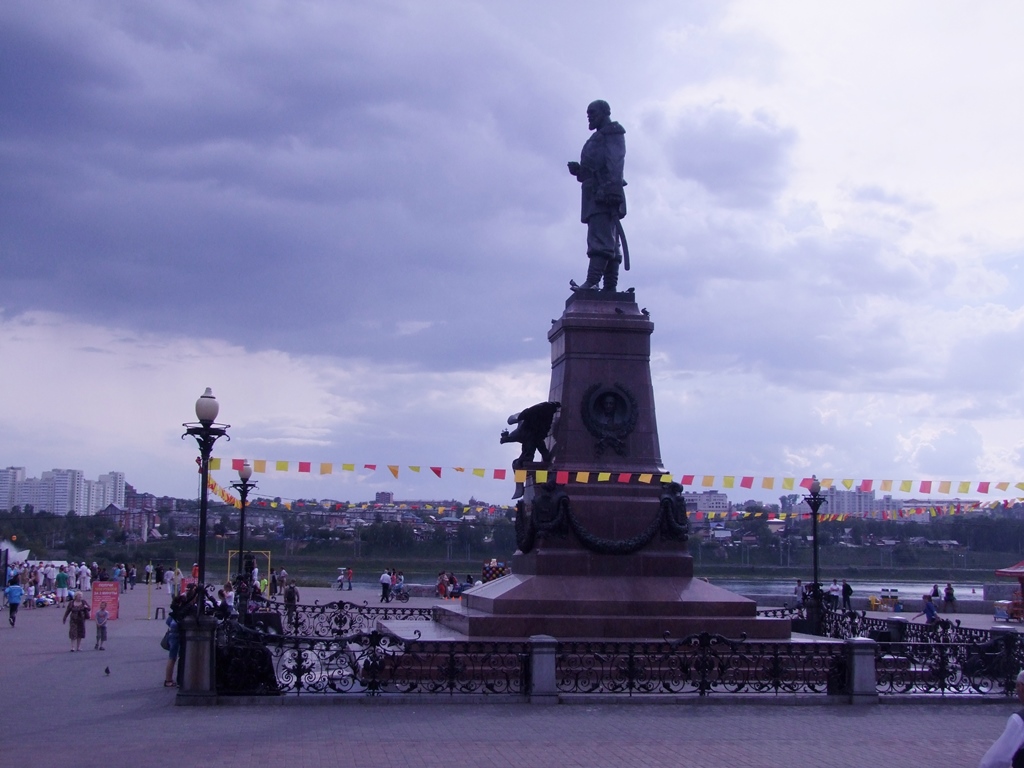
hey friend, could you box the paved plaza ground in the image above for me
[1,581,1019,767]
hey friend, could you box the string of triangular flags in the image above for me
[693,500,1000,523]
[208,458,1024,496]
[206,473,1015,520]
[205,477,514,514]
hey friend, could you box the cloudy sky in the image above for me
[3,1,1024,507]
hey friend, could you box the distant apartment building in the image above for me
[375,491,394,504]
[793,486,876,518]
[790,488,965,520]
[683,490,730,515]
[0,467,26,511]
[43,468,85,516]
[823,486,876,517]
[1,467,126,515]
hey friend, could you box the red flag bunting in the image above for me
[430,467,442,478]
[617,473,632,483]
[740,476,753,489]
[232,458,245,471]
[298,462,311,473]
[493,469,506,480]
[555,471,569,484]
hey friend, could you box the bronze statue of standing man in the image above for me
[568,100,626,292]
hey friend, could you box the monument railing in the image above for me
[210,602,1021,700]
[873,639,1020,697]
[242,597,433,637]
[215,622,529,696]
[760,604,1002,646]
[554,633,848,697]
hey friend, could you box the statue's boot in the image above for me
[572,255,608,291]
[512,482,525,499]
[602,258,620,292]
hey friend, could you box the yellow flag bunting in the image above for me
[205,475,1019,520]
[206,460,1024,499]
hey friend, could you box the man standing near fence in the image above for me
[979,670,1024,767]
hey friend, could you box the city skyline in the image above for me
[0,461,1003,524]
[3,3,1024,506]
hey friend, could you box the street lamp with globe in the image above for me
[803,475,828,634]
[182,387,230,616]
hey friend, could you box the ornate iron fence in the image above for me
[780,605,1001,647]
[216,622,529,696]
[875,632,1021,697]
[213,601,1022,700]
[245,598,433,637]
[555,633,848,697]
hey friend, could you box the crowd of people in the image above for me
[436,571,479,599]
[792,578,960,616]
[378,568,406,601]
[2,560,142,610]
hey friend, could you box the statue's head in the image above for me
[587,100,611,130]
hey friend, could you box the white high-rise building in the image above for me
[0,467,26,511]
[795,486,876,517]
[2,467,127,515]
[16,477,52,512]
[97,471,126,507]
[41,469,85,516]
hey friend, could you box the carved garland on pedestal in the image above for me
[516,481,688,555]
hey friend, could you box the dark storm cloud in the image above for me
[665,107,796,208]
[0,1,589,367]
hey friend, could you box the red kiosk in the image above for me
[993,560,1024,621]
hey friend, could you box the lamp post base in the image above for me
[176,614,218,706]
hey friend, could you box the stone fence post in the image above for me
[846,637,878,705]
[529,634,558,704]
[176,614,218,706]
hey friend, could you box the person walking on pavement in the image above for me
[63,592,90,652]
[912,594,940,626]
[379,569,391,602]
[4,578,24,626]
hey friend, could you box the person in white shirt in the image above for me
[979,670,1024,768]
[828,579,841,609]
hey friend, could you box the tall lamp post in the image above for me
[182,387,230,615]
[230,461,256,581]
[803,475,828,634]
[230,461,256,620]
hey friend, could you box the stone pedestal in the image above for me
[434,291,789,640]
